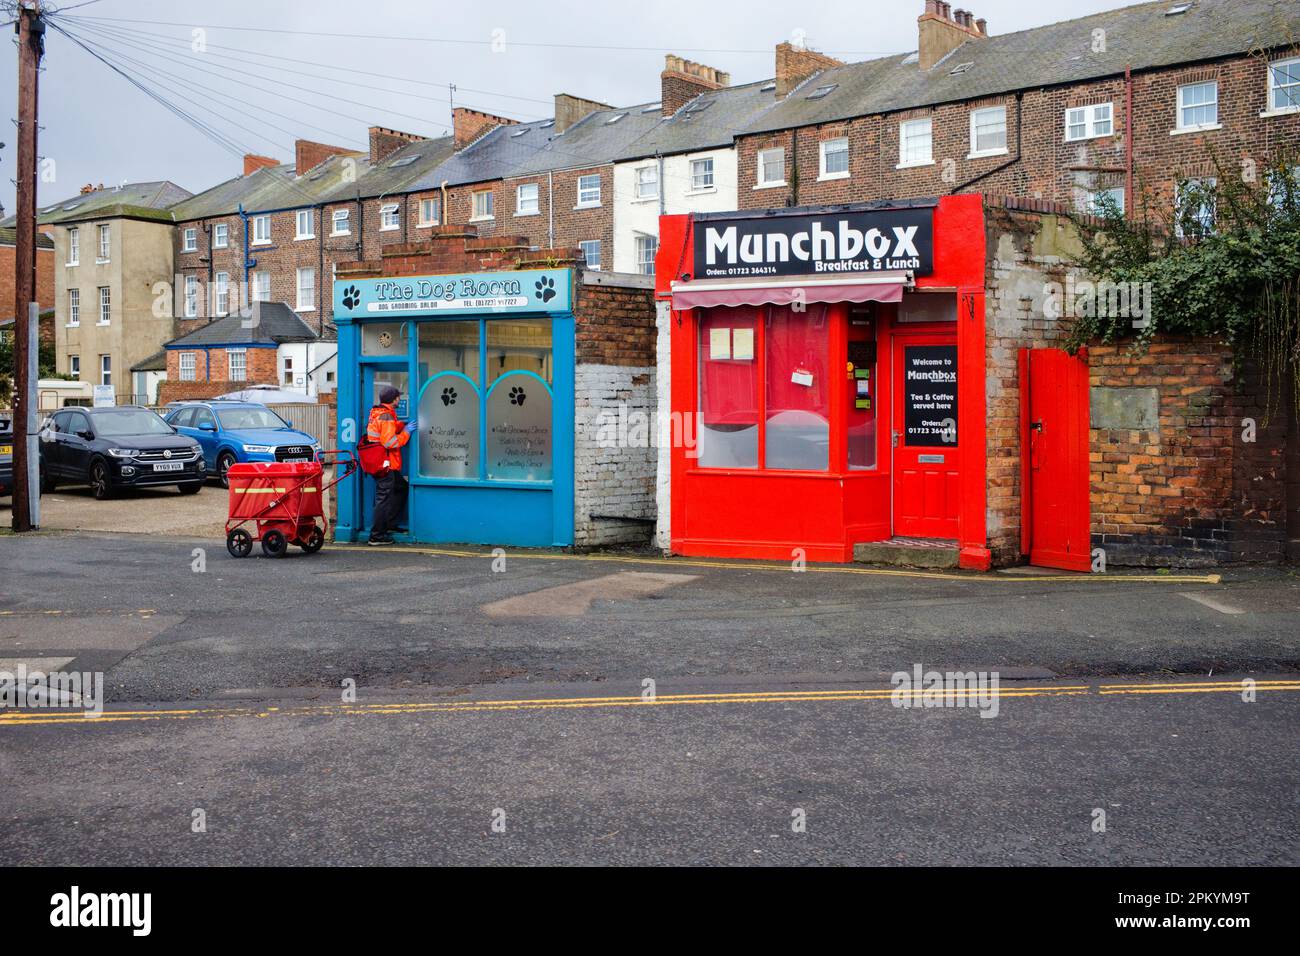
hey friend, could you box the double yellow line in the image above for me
[1,679,1295,728]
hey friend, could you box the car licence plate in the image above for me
[153,462,184,472]
[283,457,309,463]
[0,444,11,456]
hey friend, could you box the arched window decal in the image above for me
[417,371,480,479]
[485,370,553,481]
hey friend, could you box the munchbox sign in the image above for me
[695,208,933,279]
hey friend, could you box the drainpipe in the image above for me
[790,130,799,206]
[657,152,666,217]
[440,180,449,227]
[547,170,554,248]
[356,191,365,260]
[952,92,1024,194]
[1125,65,1134,220]
[318,203,325,335]
[238,204,253,291]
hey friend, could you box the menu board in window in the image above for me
[903,345,957,446]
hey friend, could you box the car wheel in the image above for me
[89,460,114,500]
[178,481,202,495]
[261,529,288,558]
[226,528,253,558]
[218,451,237,488]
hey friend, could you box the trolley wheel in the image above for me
[261,529,289,558]
[226,528,253,558]
[299,526,325,553]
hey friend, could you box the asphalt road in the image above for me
[0,531,1297,703]
[2,676,1296,865]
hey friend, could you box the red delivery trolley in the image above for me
[225,451,357,558]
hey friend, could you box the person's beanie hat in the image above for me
[379,386,401,405]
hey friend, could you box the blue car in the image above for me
[164,400,321,487]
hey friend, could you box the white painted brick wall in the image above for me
[573,362,657,548]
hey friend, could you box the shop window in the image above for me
[413,318,554,483]
[764,304,830,471]
[847,309,878,471]
[697,306,761,469]
[418,321,481,480]
[898,292,958,324]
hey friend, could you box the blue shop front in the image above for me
[332,269,575,546]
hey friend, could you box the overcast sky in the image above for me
[2,0,1127,214]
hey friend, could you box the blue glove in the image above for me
[404,420,418,434]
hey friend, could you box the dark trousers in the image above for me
[371,471,409,538]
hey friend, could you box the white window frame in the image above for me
[471,189,494,221]
[1264,57,1300,116]
[755,148,786,188]
[252,271,271,303]
[67,288,80,327]
[179,352,196,382]
[227,348,247,382]
[1064,102,1113,141]
[635,165,659,201]
[1174,81,1220,134]
[515,183,539,216]
[1084,185,1126,215]
[576,174,601,208]
[295,209,314,240]
[898,118,934,168]
[213,271,230,316]
[96,224,111,262]
[635,233,658,276]
[282,354,295,386]
[418,197,441,226]
[69,354,80,380]
[689,157,715,192]
[183,275,198,318]
[213,223,229,249]
[97,286,111,325]
[818,138,850,180]
[579,239,601,270]
[330,208,351,236]
[182,227,198,252]
[251,214,272,245]
[67,227,79,266]
[379,203,400,231]
[296,267,315,312]
[100,354,111,387]
[969,106,1008,158]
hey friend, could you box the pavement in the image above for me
[0,523,1297,865]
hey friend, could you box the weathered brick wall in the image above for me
[736,51,1300,213]
[984,198,1293,567]
[0,244,55,323]
[158,346,278,404]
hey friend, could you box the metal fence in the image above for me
[267,403,330,443]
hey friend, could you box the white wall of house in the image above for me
[277,341,338,396]
[612,146,737,274]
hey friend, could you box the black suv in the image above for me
[39,405,205,499]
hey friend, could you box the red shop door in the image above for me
[1023,348,1091,571]
[892,333,960,540]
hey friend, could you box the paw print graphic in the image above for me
[440,386,457,407]
[341,285,361,310]
[509,386,527,407]
[535,275,556,303]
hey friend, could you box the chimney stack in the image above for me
[661,54,730,116]
[243,154,279,176]
[451,107,518,149]
[295,139,355,176]
[774,42,844,99]
[369,126,429,165]
[917,0,986,70]
[554,93,614,133]
[79,183,97,195]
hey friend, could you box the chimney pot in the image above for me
[924,0,939,14]
[975,17,987,34]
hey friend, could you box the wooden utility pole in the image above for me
[11,1,43,532]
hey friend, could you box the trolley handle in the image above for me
[317,448,359,486]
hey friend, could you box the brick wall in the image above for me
[736,52,1300,214]
[158,345,278,404]
[983,198,1293,567]
[0,244,55,322]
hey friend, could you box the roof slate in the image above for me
[164,301,319,348]
[1,181,191,228]
[743,0,1300,135]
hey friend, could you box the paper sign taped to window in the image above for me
[732,327,754,360]
[709,327,731,360]
[791,368,814,387]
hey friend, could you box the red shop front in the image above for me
[656,195,991,569]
